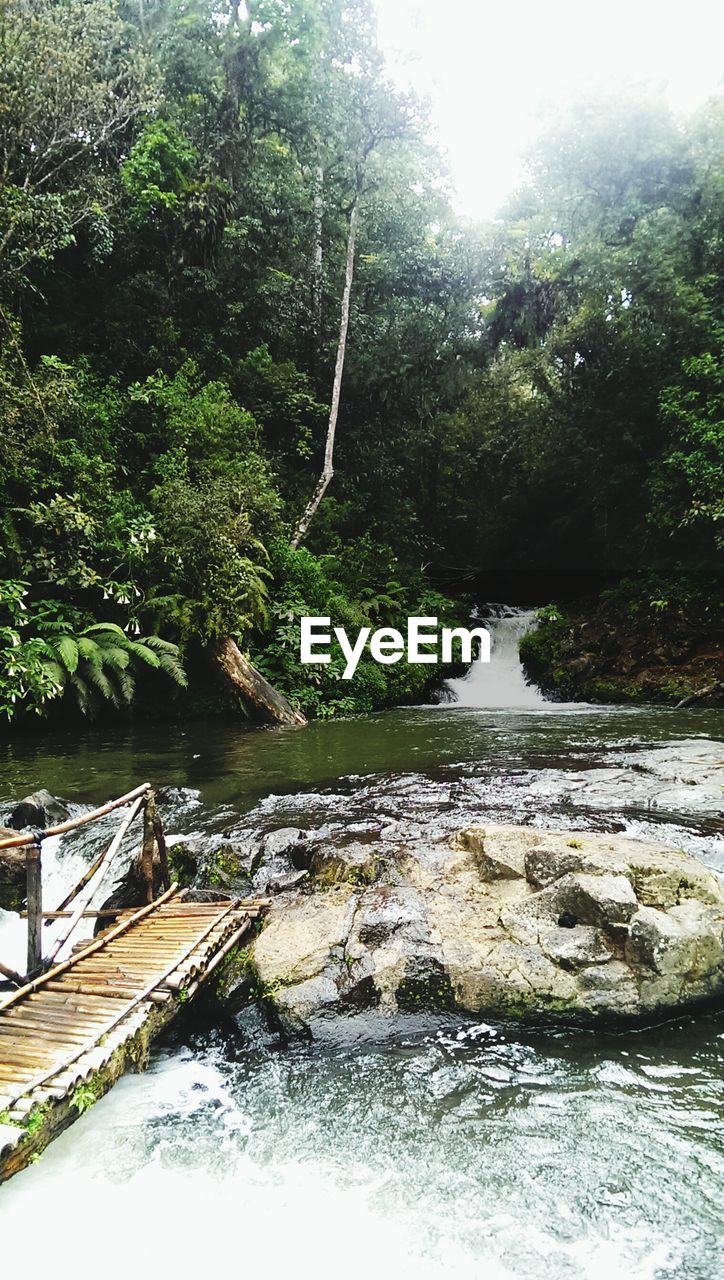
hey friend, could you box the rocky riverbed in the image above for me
[156,819,724,1037]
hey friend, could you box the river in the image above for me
[0,609,722,1278]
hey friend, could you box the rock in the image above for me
[163,835,261,893]
[166,837,206,887]
[540,924,613,971]
[268,869,309,894]
[253,828,309,894]
[206,840,261,889]
[523,836,631,888]
[626,902,724,983]
[626,845,723,910]
[549,872,639,928]
[8,790,69,831]
[351,885,427,949]
[262,828,308,861]
[249,823,724,1035]
[0,832,26,913]
[455,826,527,879]
[525,844,588,888]
[568,653,596,674]
[154,785,201,809]
[309,840,380,887]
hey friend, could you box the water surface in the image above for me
[0,611,722,1277]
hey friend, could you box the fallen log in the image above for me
[213,637,306,726]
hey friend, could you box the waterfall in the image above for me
[445,606,549,709]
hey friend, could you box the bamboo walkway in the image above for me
[0,886,267,1182]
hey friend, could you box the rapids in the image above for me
[0,607,722,1278]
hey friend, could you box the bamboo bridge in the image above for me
[0,784,268,1184]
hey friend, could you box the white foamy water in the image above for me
[0,833,85,978]
[446,607,549,709]
[2,1021,721,1280]
[0,820,141,981]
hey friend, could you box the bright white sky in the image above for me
[375,0,724,219]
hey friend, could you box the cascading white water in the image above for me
[445,605,549,709]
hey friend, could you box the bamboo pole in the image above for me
[25,910,124,920]
[0,783,151,850]
[154,812,170,892]
[43,793,147,969]
[25,845,42,978]
[140,790,157,904]
[0,961,24,987]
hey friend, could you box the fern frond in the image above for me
[70,673,91,716]
[81,663,114,704]
[83,622,127,639]
[157,651,187,686]
[141,635,178,654]
[54,635,79,674]
[76,637,102,667]
[41,659,67,691]
[127,641,160,669]
[114,667,136,704]
[101,645,131,671]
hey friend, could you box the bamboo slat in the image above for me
[0,899,242,1109]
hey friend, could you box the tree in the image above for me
[290,72,419,546]
[0,0,158,293]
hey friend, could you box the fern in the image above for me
[12,623,187,719]
[54,635,79,674]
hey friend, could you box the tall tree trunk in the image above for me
[311,156,324,353]
[291,196,359,549]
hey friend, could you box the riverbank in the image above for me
[519,576,724,707]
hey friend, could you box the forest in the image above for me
[0,0,721,723]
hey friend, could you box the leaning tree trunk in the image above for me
[213,637,306,726]
[291,196,359,549]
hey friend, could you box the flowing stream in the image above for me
[0,609,722,1278]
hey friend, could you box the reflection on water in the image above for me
[0,702,722,814]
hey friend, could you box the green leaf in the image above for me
[54,636,79,675]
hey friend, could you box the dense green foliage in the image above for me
[520,573,722,705]
[0,0,721,722]
[255,539,465,717]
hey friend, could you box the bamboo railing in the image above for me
[0,783,162,982]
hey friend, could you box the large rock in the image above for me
[8,790,69,831]
[250,824,724,1035]
[0,829,26,913]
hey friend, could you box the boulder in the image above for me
[262,828,308,861]
[541,871,639,928]
[309,840,380,887]
[0,830,26,913]
[253,828,309,894]
[8,790,69,831]
[249,823,724,1035]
